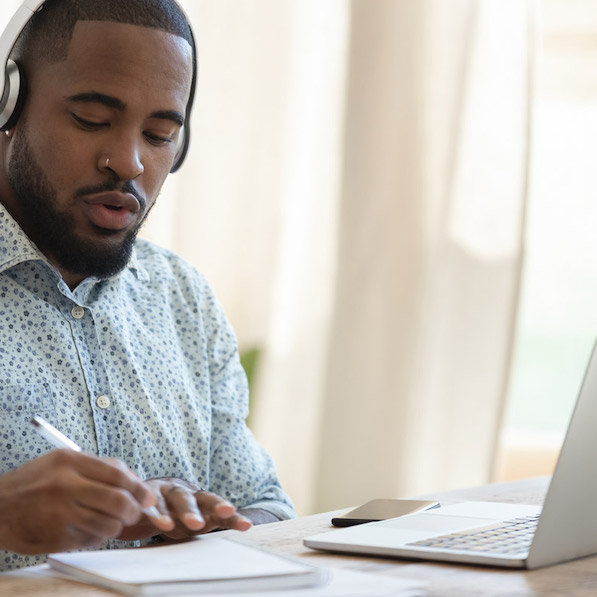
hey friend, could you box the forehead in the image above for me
[32,20,193,112]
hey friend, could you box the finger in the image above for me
[98,457,157,509]
[27,454,142,527]
[211,512,252,532]
[144,491,175,531]
[62,462,162,528]
[72,477,149,527]
[71,477,174,538]
[142,505,174,529]
[65,452,156,510]
[162,485,206,531]
[194,492,252,531]
[69,503,125,539]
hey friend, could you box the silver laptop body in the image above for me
[304,341,597,569]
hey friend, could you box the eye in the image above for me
[71,113,109,130]
[144,131,174,146]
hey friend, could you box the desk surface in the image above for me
[2,476,595,596]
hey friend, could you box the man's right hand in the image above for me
[0,450,158,555]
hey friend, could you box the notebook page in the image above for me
[49,535,313,584]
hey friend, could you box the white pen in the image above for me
[30,415,163,521]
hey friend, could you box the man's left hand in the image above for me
[117,477,252,541]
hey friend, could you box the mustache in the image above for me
[74,179,146,210]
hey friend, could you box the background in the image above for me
[2,0,596,516]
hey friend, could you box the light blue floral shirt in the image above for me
[0,204,294,570]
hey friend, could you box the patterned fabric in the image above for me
[0,204,294,570]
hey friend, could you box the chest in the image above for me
[0,270,213,467]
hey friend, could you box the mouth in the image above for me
[82,191,141,231]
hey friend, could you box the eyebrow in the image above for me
[150,110,185,127]
[66,92,185,126]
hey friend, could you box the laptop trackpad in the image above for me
[381,513,495,533]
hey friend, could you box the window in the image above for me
[495,0,597,481]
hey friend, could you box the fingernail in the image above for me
[183,512,204,526]
[144,507,173,525]
[216,503,236,516]
[142,506,161,519]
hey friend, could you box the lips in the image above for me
[82,191,141,231]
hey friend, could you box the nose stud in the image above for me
[99,156,111,170]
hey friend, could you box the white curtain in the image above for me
[242,0,535,515]
[234,0,534,515]
[0,0,536,516]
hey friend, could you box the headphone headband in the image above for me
[0,0,196,173]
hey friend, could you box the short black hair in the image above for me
[11,0,194,66]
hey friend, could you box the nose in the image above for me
[100,131,144,180]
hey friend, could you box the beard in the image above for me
[6,127,150,281]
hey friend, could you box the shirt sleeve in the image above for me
[199,274,296,521]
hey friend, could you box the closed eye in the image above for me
[71,113,109,130]
[144,131,173,146]
[72,112,174,146]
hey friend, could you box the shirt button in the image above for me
[71,306,85,319]
[96,395,111,409]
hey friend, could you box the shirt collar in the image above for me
[0,203,48,274]
[0,202,148,282]
[126,246,149,282]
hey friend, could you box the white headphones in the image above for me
[0,0,196,173]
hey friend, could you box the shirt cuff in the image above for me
[244,500,297,521]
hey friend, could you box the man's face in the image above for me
[2,21,193,284]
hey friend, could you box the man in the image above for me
[0,0,295,571]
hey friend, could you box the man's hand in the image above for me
[118,477,253,542]
[0,450,158,555]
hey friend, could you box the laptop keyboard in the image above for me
[407,514,540,555]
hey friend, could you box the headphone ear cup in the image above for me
[0,59,27,131]
[170,124,189,173]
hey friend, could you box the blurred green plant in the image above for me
[240,347,260,426]
[240,347,260,389]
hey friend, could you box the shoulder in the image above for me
[130,240,236,346]
[130,239,219,307]
[134,238,197,278]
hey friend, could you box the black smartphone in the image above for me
[331,498,440,527]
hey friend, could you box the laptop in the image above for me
[304,341,597,569]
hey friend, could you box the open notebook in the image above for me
[48,535,327,596]
[305,340,597,569]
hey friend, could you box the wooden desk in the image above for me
[2,476,596,596]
